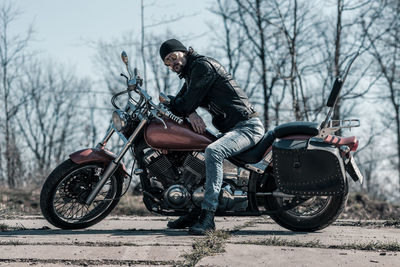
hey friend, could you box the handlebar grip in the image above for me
[168,113,183,124]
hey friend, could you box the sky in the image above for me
[11,0,213,79]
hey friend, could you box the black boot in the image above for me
[167,209,200,229]
[188,209,215,235]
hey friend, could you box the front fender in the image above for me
[69,148,129,178]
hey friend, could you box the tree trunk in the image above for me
[256,0,269,128]
[395,106,400,187]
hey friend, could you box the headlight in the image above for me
[112,110,127,131]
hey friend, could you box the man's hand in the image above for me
[188,112,206,134]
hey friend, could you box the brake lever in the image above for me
[150,109,167,129]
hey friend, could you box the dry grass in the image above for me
[0,187,41,216]
[182,230,231,267]
[236,237,400,252]
[0,187,151,217]
[340,193,400,220]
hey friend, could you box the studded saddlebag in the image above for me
[272,139,346,196]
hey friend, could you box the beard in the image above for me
[173,64,182,73]
[173,61,187,73]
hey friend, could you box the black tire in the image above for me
[264,177,348,232]
[40,159,123,229]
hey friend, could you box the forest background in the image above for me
[0,0,399,203]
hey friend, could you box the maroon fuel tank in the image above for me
[144,118,217,151]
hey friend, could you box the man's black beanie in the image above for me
[159,39,187,60]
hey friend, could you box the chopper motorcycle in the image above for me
[40,51,363,231]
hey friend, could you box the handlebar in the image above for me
[119,50,184,126]
[127,79,183,125]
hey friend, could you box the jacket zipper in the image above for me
[209,102,227,118]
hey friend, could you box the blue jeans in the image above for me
[202,117,265,212]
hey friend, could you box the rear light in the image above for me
[351,139,359,151]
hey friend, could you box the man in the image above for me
[159,39,265,235]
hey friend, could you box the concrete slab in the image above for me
[0,216,251,247]
[0,263,172,267]
[0,244,189,262]
[231,221,400,246]
[2,216,399,266]
[0,215,251,231]
[197,244,400,267]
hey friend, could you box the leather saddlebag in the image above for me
[272,139,346,196]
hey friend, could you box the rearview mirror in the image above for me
[121,51,129,65]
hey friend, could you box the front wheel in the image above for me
[263,175,348,232]
[40,159,123,229]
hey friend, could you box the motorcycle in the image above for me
[40,51,363,231]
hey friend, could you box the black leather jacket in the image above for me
[170,52,258,133]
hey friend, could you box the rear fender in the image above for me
[324,135,358,151]
[69,148,129,178]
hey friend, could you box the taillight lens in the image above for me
[351,139,359,151]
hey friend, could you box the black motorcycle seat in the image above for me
[274,121,320,138]
[231,130,276,164]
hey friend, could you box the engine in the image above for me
[142,148,248,212]
[143,149,206,209]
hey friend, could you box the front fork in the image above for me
[85,118,148,205]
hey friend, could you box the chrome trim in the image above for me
[245,163,264,174]
[255,191,295,198]
[112,124,128,144]
[112,109,128,131]
[346,155,364,184]
[96,125,115,148]
[339,145,350,154]
[144,150,161,164]
[86,118,148,205]
[192,152,205,161]
[244,150,273,174]
[317,119,361,138]
[115,119,148,163]
[233,190,247,197]
[133,168,144,175]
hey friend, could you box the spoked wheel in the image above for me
[40,159,123,229]
[261,173,348,232]
[285,195,333,217]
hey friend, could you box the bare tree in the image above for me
[209,0,263,106]
[314,0,382,123]
[209,0,248,77]
[0,2,34,187]
[93,30,184,100]
[137,31,182,95]
[17,60,90,183]
[211,0,285,128]
[363,0,400,186]
[211,0,327,127]
[261,0,325,121]
[92,34,139,95]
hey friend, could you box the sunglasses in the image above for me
[164,52,179,66]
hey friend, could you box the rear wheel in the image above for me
[40,159,123,229]
[262,173,348,232]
